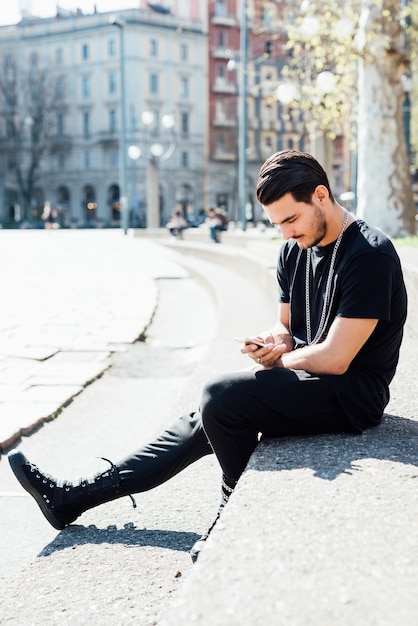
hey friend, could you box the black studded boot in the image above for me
[8,450,136,530]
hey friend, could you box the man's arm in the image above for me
[246,306,378,374]
[243,303,378,375]
[278,316,378,374]
[265,303,294,352]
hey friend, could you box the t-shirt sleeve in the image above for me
[277,243,291,303]
[336,252,395,321]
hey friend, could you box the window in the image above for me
[57,113,65,135]
[216,132,226,153]
[181,151,189,167]
[82,75,91,98]
[56,47,63,64]
[6,121,14,139]
[217,64,226,80]
[4,53,13,71]
[150,39,158,57]
[180,43,188,61]
[56,76,66,99]
[149,73,159,95]
[83,111,91,136]
[108,72,117,94]
[110,148,118,167]
[216,31,226,48]
[216,99,227,120]
[108,38,116,57]
[215,0,227,17]
[58,153,65,170]
[264,103,273,122]
[29,51,39,67]
[181,111,189,136]
[109,109,117,132]
[180,76,189,98]
[84,150,91,168]
[82,44,89,60]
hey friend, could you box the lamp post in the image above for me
[110,17,128,234]
[128,144,141,226]
[238,0,248,231]
[131,112,176,229]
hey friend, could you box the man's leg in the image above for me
[116,412,213,493]
[200,368,356,485]
[190,367,358,561]
[209,225,218,242]
[9,412,212,530]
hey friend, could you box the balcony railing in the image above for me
[211,12,236,27]
[212,79,236,94]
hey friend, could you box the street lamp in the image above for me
[109,17,128,234]
[128,144,141,226]
[238,0,248,231]
[131,111,176,229]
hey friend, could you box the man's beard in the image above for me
[297,204,327,249]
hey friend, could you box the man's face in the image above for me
[263,192,327,249]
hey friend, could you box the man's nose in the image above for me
[280,226,293,240]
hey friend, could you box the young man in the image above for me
[9,151,407,562]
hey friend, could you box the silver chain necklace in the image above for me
[305,210,349,345]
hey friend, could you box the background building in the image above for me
[0,0,353,229]
[207,0,350,226]
[0,3,208,227]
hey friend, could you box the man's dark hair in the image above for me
[256,150,334,205]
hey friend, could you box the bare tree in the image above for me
[0,52,64,222]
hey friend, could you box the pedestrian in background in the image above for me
[166,210,188,239]
[41,201,58,230]
[206,207,229,243]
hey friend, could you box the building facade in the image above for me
[0,0,353,229]
[207,0,351,225]
[0,3,208,227]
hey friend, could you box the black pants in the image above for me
[116,368,356,495]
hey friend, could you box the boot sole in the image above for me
[8,451,67,530]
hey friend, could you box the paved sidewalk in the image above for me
[0,229,187,451]
[0,229,275,625]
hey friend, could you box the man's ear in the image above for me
[313,185,329,203]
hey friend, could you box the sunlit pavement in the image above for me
[0,228,185,450]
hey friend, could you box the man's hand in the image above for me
[240,303,294,368]
[241,337,290,368]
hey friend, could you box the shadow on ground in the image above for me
[39,525,200,558]
[253,413,418,480]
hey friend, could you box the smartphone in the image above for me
[234,336,266,348]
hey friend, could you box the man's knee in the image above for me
[201,378,225,421]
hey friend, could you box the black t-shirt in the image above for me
[277,219,407,430]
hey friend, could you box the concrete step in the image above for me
[156,238,418,625]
